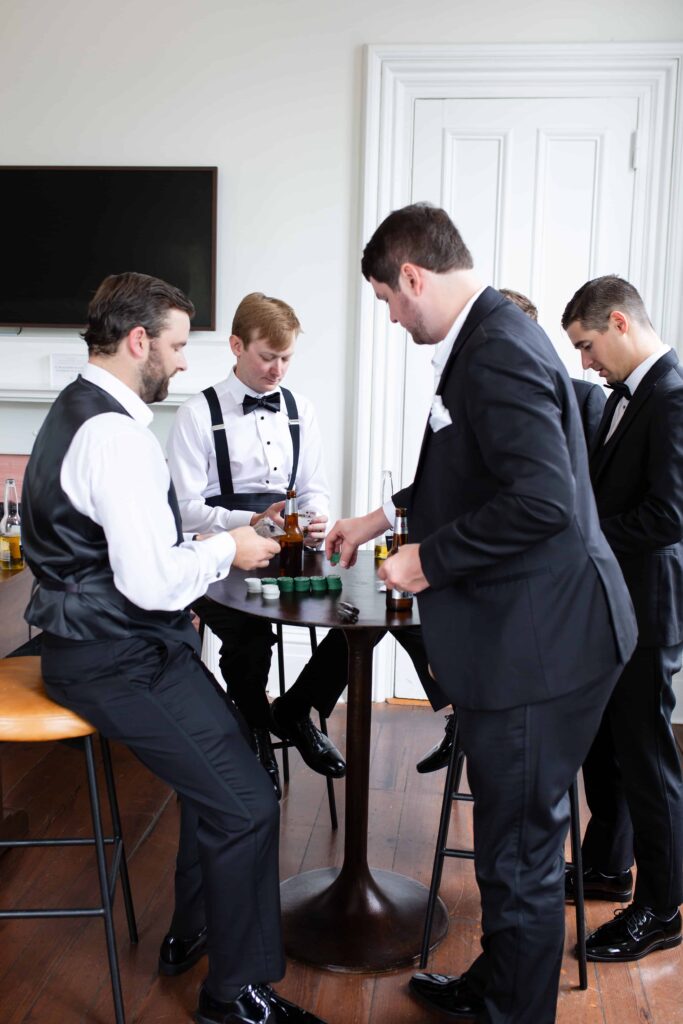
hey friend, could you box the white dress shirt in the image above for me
[61,364,236,612]
[166,369,330,535]
[604,346,671,443]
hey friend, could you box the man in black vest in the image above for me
[21,272,326,1024]
[326,205,637,1023]
[563,276,683,961]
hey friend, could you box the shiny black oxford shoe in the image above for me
[416,713,456,774]
[584,904,682,962]
[196,982,329,1024]
[565,864,633,902]
[271,698,345,779]
[158,926,208,976]
[408,972,484,1020]
[252,727,282,799]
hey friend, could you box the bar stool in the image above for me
[272,624,338,829]
[420,712,588,989]
[0,657,138,1024]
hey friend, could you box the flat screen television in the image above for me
[0,166,217,330]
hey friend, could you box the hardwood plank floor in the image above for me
[0,707,681,1023]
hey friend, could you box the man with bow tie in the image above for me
[563,275,683,962]
[167,293,346,797]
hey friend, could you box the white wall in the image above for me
[2,0,683,499]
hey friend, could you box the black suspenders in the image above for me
[202,385,300,495]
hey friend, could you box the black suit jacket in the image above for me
[589,348,683,647]
[572,378,606,448]
[394,287,636,711]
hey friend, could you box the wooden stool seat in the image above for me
[0,656,95,742]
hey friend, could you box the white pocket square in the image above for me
[429,395,453,433]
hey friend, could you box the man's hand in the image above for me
[303,512,328,548]
[378,543,429,593]
[250,500,285,529]
[325,507,390,568]
[230,526,280,570]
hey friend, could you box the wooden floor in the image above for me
[1,704,682,1024]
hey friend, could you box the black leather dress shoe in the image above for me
[253,727,282,799]
[271,699,346,779]
[584,904,682,962]
[565,864,633,902]
[196,983,329,1024]
[416,713,455,774]
[409,972,484,1020]
[158,926,208,976]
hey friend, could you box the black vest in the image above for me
[22,376,197,647]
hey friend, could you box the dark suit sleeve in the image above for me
[393,484,412,511]
[600,385,683,553]
[420,335,575,588]
[582,384,607,447]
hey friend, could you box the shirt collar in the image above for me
[623,345,671,397]
[226,367,282,403]
[81,363,153,426]
[431,286,487,381]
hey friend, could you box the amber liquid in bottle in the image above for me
[385,507,413,611]
[279,488,304,577]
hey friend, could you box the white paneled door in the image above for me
[394,94,638,699]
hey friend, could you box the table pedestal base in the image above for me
[281,866,448,972]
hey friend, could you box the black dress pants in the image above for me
[457,666,620,1024]
[581,642,683,910]
[41,633,284,1001]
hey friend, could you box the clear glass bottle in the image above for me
[0,478,23,569]
[374,469,394,560]
[279,487,304,577]
[385,506,413,612]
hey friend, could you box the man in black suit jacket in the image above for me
[326,205,637,1023]
[563,275,683,962]
[415,290,607,774]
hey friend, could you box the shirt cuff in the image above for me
[382,499,396,529]
[201,531,237,578]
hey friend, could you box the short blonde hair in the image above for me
[231,292,302,350]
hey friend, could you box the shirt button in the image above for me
[260,416,265,420]
[266,479,269,484]
[267,441,271,445]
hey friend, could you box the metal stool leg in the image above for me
[276,624,290,784]
[420,716,463,968]
[84,736,126,1024]
[100,737,138,944]
[309,626,338,831]
[569,777,588,989]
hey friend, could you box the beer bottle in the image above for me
[374,469,393,560]
[385,507,413,611]
[279,487,304,577]
[0,478,24,570]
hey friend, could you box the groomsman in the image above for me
[563,275,683,961]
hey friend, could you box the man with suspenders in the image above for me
[166,293,346,797]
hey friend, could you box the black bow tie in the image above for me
[243,392,281,414]
[606,381,631,400]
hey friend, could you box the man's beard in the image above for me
[139,346,171,403]
[408,309,431,346]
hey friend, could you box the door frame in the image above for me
[352,42,683,701]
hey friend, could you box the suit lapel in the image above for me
[590,349,679,483]
[412,287,506,488]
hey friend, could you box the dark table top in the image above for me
[206,550,420,630]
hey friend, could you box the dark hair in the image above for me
[82,272,195,356]
[500,288,538,321]
[361,203,473,288]
[232,292,301,351]
[561,275,651,332]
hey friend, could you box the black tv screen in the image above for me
[0,166,217,330]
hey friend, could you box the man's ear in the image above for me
[399,262,424,296]
[609,310,629,335]
[229,334,244,358]
[125,326,148,360]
